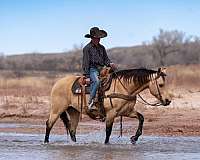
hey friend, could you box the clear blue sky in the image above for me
[1,0,200,55]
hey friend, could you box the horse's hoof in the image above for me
[130,136,137,145]
[104,141,110,145]
[44,140,49,144]
[71,138,76,142]
[104,139,110,144]
[71,135,76,142]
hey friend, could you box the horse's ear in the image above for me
[158,67,167,76]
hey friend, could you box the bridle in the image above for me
[137,79,163,106]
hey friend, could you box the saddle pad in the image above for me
[71,77,90,94]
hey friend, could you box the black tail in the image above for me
[60,111,70,135]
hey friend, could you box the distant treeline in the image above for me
[0,29,200,73]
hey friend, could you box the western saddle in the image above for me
[71,67,112,121]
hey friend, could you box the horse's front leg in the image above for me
[129,111,144,144]
[104,110,116,144]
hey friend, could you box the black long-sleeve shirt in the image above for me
[82,42,111,76]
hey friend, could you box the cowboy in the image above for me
[82,27,116,110]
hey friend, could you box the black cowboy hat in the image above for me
[84,27,107,38]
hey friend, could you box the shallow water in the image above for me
[0,129,200,160]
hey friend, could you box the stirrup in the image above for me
[88,100,96,111]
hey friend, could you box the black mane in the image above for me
[112,68,157,84]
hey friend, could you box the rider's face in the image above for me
[91,37,100,45]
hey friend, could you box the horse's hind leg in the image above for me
[68,107,80,142]
[60,107,80,142]
[44,112,59,143]
[128,111,144,144]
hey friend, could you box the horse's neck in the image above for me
[130,82,149,96]
[104,79,148,111]
[109,79,149,96]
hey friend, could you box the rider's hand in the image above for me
[85,78,90,85]
[110,63,117,70]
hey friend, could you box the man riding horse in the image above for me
[44,27,172,145]
[82,27,116,110]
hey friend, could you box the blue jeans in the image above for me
[89,67,100,103]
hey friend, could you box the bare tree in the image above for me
[152,29,185,66]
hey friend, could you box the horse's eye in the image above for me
[159,84,164,88]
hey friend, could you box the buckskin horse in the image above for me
[44,67,171,144]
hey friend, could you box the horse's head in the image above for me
[149,67,171,106]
